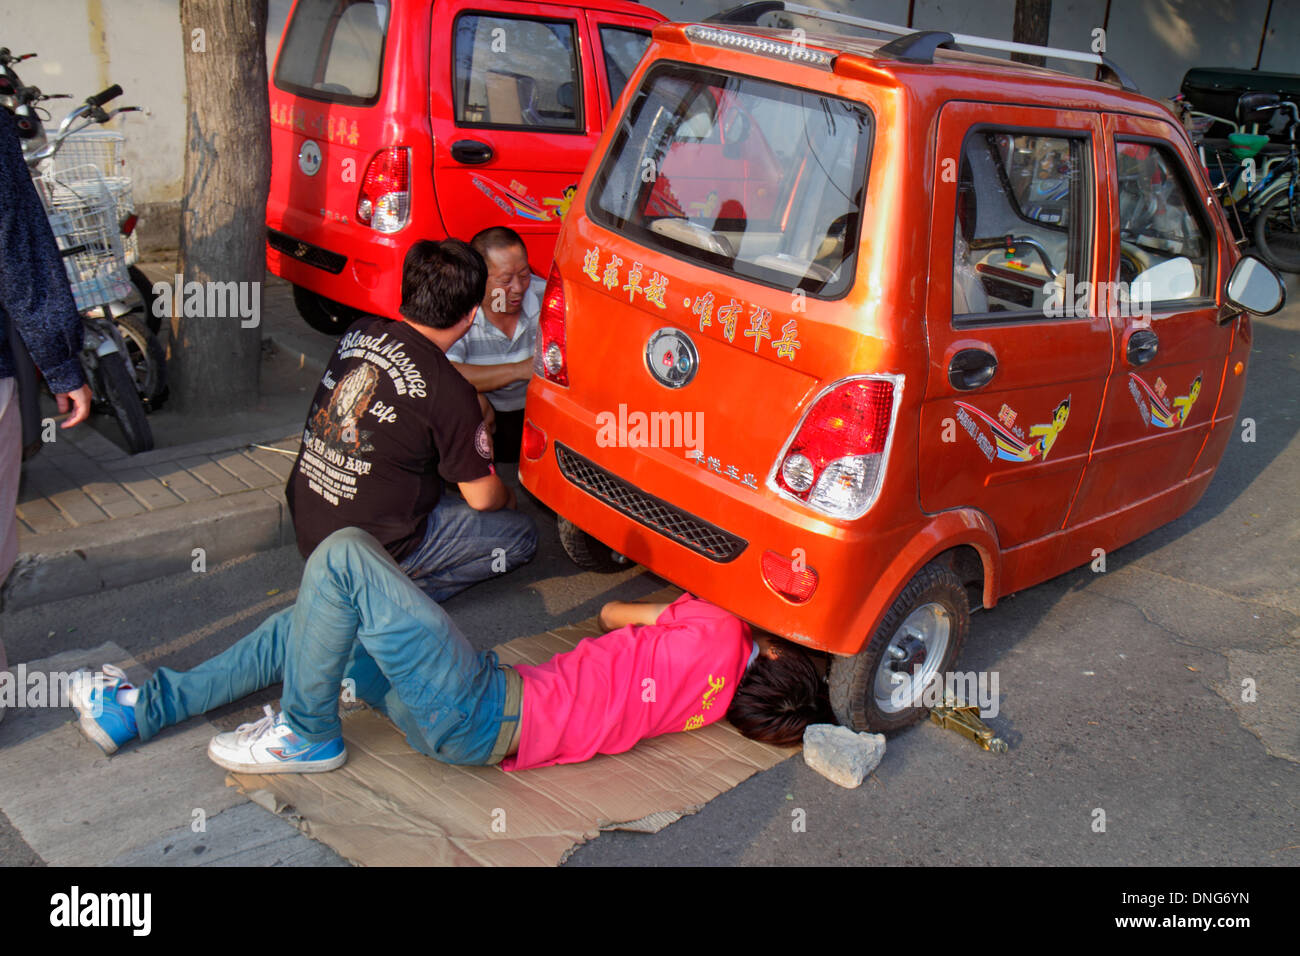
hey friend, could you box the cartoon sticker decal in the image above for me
[1128,372,1201,428]
[954,398,1070,463]
[542,184,578,220]
[469,174,551,222]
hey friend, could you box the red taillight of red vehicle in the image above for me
[356,147,410,233]
[761,550,819,603]
[772,377,896,519]
[522,419,547,460]
[534,264,568,387]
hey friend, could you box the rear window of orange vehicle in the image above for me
[589,63,873,299]
[275,0,390,106]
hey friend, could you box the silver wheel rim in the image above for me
[874,602,951,714]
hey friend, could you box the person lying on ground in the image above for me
[68,527,833,772]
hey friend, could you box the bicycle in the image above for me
[1175,90,1300,272]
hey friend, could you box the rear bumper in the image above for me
[264,214,408,320]
[518,378,964,656]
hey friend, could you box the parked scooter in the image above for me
[2,47,162,453]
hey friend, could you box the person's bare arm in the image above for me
[458,472,514,511]
[450,359,533,393]
[598,601,671,632]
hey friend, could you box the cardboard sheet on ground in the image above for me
[229,590,798,866]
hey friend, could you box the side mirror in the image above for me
[1222,255,1286,320]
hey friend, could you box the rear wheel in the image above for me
[1253,187,1300,273]
[96,352,154,454]
[557,516,629,573]
[293,284,364,335]
[829,562,969,733]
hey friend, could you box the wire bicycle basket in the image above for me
[34,163,133,311]
[43,129,139,267]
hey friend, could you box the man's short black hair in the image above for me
[399,239,487,329]
[470,225,526,262]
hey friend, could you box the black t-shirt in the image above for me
[286,316,493,561]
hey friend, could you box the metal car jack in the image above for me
[929,695,1008,753]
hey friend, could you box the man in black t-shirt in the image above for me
[285,239,536,602]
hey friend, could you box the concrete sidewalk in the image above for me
[4,268,333,611]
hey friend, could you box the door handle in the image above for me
[450,139,493,165]
[948,348,998,391]
[1126,328,1159,366]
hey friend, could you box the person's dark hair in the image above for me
[399,238,487,329]
[470,225,526,262]
[727,639,834,746]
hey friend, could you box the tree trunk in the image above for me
[171,0,269,413]
[1011,0,1052,67]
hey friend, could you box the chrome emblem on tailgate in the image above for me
[645,328,698,389]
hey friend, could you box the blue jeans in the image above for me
[398,495,537,603]
[133,528,513,765]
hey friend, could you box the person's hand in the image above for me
[56,384,93,428]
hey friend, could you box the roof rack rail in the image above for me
[706,1,1140,94]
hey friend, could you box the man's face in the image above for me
[482,244,532,318]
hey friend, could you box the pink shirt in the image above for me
[500,594,754,772]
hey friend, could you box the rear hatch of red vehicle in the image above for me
[266,0,429,316]
[537,43,905,533]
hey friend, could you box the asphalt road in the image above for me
[2,300,1296,867]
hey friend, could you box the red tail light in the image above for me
[356,147,410,233]
[771,376,897,519]
[534,264,568,387]
[761,550,819,603]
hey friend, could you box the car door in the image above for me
[920,102,1113,562]
[1063,112,1232,532]
[430,1,600,270]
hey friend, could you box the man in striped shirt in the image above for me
[444,226,544,463]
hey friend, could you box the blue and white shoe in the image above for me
[207,705,346,774]
[69,663,139,755]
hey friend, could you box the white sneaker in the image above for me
[207,705,346,774]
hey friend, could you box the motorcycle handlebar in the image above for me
[85,84,122,107]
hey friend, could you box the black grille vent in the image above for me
[555,443,747,563]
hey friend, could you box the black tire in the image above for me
[829,561,970,734]
[557,516,629,573]
[128,265,162,335]
[96,352,154,454]
[293,284,364,336]
[114,311,168,409]
[1253,187,1300,273]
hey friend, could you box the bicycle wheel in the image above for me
[1253,187,1300,273]
[114,311,168,408]
[97,352,155,454]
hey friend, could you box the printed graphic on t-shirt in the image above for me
[474,421,492,460]
[297,327,427,510]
